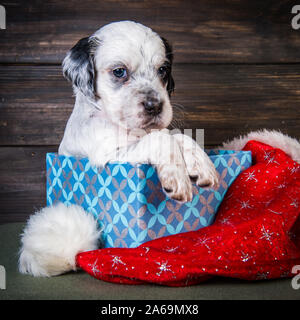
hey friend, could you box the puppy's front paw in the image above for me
[158,164,193,202]
[173,134,219,189]
[188,154,219,189]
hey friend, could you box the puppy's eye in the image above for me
[158,66,167,78]
[113,68,127,78]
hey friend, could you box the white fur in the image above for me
[222,129,300,164]
[19,203,100,277]
[173,133,219,187]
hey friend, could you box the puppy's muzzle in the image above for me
[142,96,163,116]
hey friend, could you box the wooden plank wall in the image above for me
[1,0,300,223]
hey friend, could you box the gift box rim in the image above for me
[46,149,251,168]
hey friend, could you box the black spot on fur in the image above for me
[160,37,175,96]
[63,37,99,98]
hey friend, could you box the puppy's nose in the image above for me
[142,97,163,116]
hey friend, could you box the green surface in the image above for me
[0,222,299,300]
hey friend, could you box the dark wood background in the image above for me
[1,0,300,224]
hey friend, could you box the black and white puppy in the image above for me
[19,21,218,277]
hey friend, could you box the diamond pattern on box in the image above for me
[46,150,251,248]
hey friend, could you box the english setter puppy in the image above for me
[19,21,218,277]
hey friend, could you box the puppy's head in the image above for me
[63,21,175,131]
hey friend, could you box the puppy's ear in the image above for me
[62,36,100,98]
[161,37,175,96]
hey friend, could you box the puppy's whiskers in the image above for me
[169,103,185,129]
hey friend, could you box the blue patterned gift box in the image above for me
[46,150,251,248]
